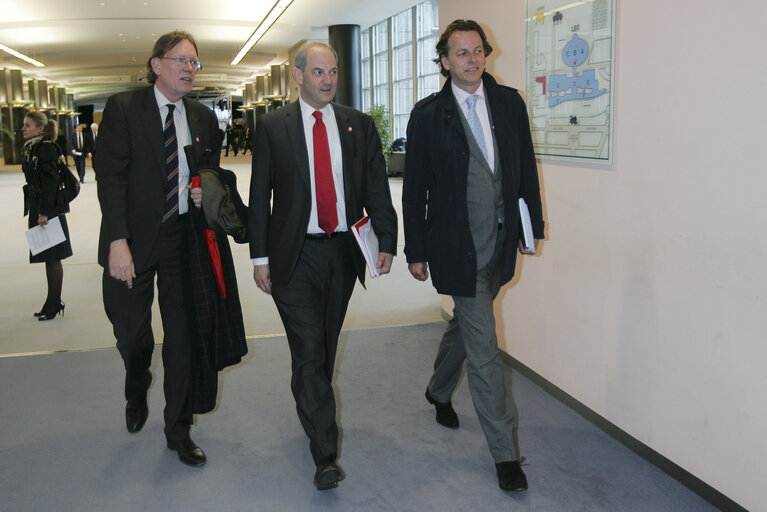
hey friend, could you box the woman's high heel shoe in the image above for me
[38,301,65,321]
[34,300,65,318]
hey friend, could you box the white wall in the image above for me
[438,1,767,510]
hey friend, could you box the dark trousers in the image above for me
[271,234,357,464]
[102,219,193,441]
[73,154,85,181]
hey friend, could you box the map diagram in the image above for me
[526,0,614,162]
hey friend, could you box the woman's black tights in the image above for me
[43,259,63,312]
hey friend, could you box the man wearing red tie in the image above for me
[249,42,398,490]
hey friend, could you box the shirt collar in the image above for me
[451,80,486,107]
[154,86,185,115]
[298,96,334,121]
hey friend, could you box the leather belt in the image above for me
[305,231,346,240]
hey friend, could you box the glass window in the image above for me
[416,0,440,100]
[392,10,412,47]
[361,28,371,113]
[360,0,439,142]
[372,20,389,112]
[390,9,413,140]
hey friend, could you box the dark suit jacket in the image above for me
[248,101,398,287]
[402,73,545,297]
[84,131,97,156]
[68,131,85,157]
[94,86,220,272]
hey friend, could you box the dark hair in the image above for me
[294,42,338,71]
[146,30,198,84]
[434,19,493,78]
[25,110,58,141]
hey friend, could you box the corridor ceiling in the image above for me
[1,0,416,103]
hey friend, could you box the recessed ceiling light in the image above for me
[231,0,294,66]
[0,43,45,67]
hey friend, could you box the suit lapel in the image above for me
[184,97,201,143]
[284,102,311,192]
[333,104,354,202]
[440,84,467,145]
[484,76,515,178]
[140,87,166,172]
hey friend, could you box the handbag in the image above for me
[31,141,80,214]
[57,154,80,204]
[51,144,80,213]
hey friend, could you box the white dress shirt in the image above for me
[154,86,192,214]
[451,81,495,171]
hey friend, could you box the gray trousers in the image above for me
[428,234,518,463]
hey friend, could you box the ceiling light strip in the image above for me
[230,0,294,66]
[0,43,45,67]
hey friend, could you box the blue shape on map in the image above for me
[548,33,607,107]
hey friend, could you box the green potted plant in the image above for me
[365,104,391,168]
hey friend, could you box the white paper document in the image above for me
[26,216,66,255]
[351,216,380,277]
[518,198,536,254]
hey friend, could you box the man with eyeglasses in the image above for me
[94,30,221,467]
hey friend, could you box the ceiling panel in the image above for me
[0,0,420,103]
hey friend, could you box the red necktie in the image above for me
[312,111,338,235]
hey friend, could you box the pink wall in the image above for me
[438,1,767,510]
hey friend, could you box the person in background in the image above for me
[68,123,86,183]
[85,122,99,161]
[402,19,545,492]
[21,111,72,321]
[240,125,251,155]
[56,128,70,165]
[224,123,238,157]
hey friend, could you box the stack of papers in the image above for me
[351,216,380,277]
[518,198,536,254]
[26,216,66,255]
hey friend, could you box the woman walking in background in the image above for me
[21,111,72,320]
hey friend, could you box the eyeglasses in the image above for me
[159,56,203,70]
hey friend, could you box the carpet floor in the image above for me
[0,322,715,512]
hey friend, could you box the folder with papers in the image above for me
[518,198,536,254]
[351,216,380,277]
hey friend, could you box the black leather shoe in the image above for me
[314,461,344,490]
[37,301,65,321]
[167,438,207,467]
[125,401,148,433]
[425,388,459,428]
[496,460,528,492]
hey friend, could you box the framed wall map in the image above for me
[525,0,615,162]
